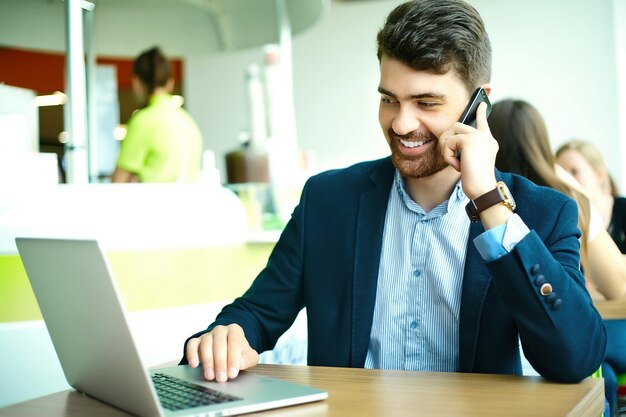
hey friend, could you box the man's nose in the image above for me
[391,106,421,136]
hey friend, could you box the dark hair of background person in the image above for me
[489,99,592,270]
[376,0,491,93]
[556,139,620,197]
[133,46,171,97]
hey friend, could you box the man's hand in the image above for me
[439,101,498,200]
[185,324,259,382]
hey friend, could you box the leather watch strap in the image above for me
[465,181,515,222]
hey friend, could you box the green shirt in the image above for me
[116,94,203,182]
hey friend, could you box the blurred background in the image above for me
[1,0,625,187]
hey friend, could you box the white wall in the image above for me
[480,0,620,185]
[614,0,626,189]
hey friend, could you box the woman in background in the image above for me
[556,139,626,417]
[111,46,203,183]
[489,99,626,417]
[556,140,626,254]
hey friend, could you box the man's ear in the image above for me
[480,84,492,96]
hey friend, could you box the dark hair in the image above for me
[490,99,591,270]
[133,46,171,95]
[491,100,556,187]
[376,0,492,93]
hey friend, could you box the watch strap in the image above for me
[465,181,514,222]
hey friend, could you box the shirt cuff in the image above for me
[474,213,530,262]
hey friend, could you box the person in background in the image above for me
[181,0,605,387]
[490,100,625,417]
[556,140,626,253]
[111,46,203,183]
[555,139,626,417]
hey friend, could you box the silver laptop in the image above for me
[16,237,327,417]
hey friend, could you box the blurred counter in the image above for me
[0,183,282,322]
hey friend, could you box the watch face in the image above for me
[497,182,516,210]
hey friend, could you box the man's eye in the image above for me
[419,101,439,108]
[381,96,396,104]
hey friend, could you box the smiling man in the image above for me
[182,0,606,384]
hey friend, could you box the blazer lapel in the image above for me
[351,158,394,367]
[458,221,491,372]
[458,170,506,372]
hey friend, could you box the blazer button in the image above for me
[534,275,545,286]
[531,264,541,275]
[546,292,557,304]
[540,283,552,296]
[552,299,563,310]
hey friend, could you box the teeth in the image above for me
[400,139,427,148]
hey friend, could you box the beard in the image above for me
[387,129,449,179]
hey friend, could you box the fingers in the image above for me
[439,129,461,172]
[240,340,260,371]
[212,326,229,382]
[440,128,479,171]
[475,102,492,134]
[186,332,217,380]
[439,115,498,197]
[224,326,243,380]
[185,324,258,382]
[185,336,202,368]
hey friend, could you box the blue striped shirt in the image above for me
[364,170,529,371]
[364,170,471,372]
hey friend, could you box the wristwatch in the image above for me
[465,181,516,222]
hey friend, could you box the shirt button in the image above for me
[413,270,421,278]
[410,321,418,329]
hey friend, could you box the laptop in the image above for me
[15,237,327,417]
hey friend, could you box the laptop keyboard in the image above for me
[152,372,242,411]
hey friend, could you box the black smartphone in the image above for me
[456,87,492,159]
[458,87,492,127]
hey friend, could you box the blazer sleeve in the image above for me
[486,197,606,383]
[179,180,309,364]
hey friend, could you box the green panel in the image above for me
[0,243,275,323]
[0,255,42,322]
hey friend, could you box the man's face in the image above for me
[378,55,472,179]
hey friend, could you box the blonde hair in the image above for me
[555,140,618,197]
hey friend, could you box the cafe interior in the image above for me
[1,0,625,410]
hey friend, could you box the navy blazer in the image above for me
[183,157,606,383]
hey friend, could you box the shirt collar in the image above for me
[394,170,467,217]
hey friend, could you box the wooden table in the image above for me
[594,299,626,320]
[0,364,604,417]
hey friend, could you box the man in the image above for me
[111,46,203,183]
[182,0,605,383]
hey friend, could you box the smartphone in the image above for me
[456,87,492,159]
[458,87,492,128]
